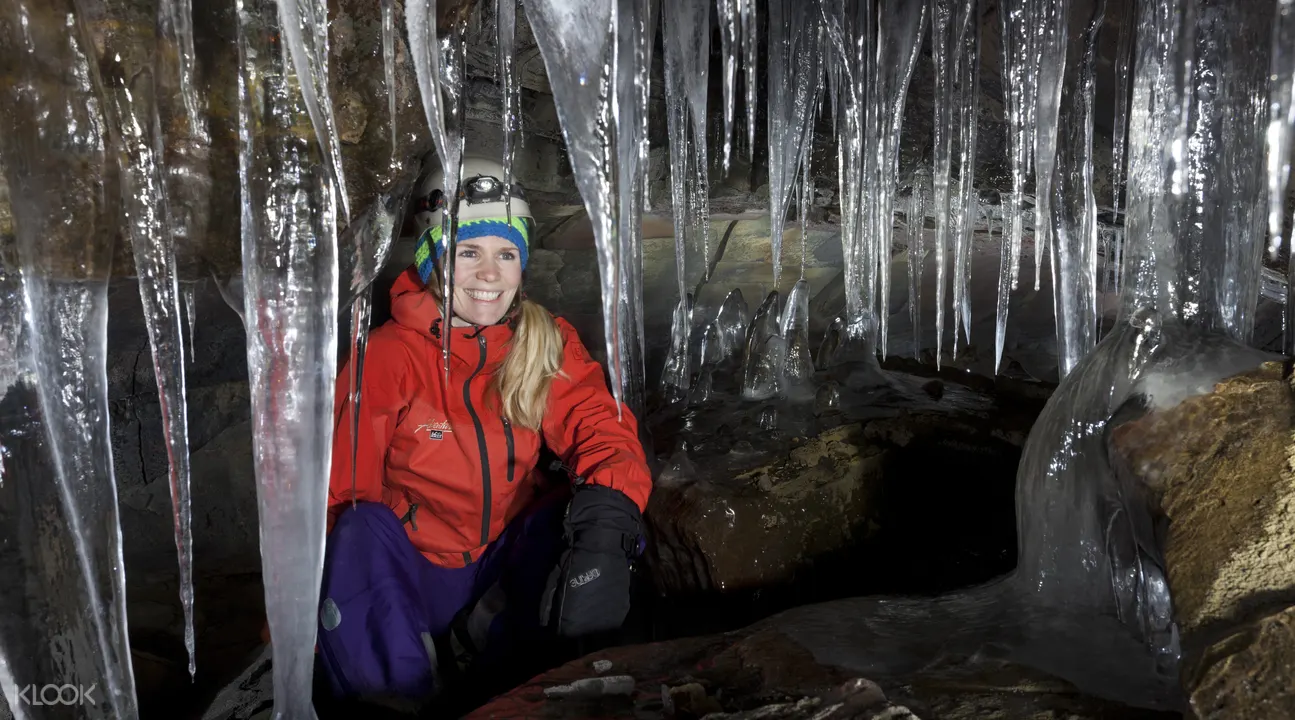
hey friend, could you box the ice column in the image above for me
[0,0,138,714]
[236,0,341,711]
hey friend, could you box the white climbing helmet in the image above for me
[412,155,533,237]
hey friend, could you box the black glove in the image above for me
[540,483,642,638]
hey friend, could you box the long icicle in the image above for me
[1267,0,1295,264]
[741,0,758,161]
[522,0,628,416]
[498,0,519,221]
[718,0,739,174]
[236,0,340,710]
[874,0,927,358]
[1031,0,1069,295]
[383,0,398,165]
[952,0,980,356]
[994,0,1035,373]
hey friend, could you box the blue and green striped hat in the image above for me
[413,216,531,287]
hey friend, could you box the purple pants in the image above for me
[316,492,566,700]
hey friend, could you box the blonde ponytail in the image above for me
[493,299,564,430]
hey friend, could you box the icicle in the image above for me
[407,0,467,384]
[994,0,1038,373]
[951,5,980,358]
[1030,0,1068,295]
[0,0,138,711]
[1049,0,1103,379]
[383,0,398,165]
[873,0,927,358]
[615,0,657,417]
[928,0,974,366]
[183,282,197,363]
[277,0,352,223]
[820,0,873,346]
[523,0,632,416]
[767,0,823,287]
[909,174,930,358]
[741,0,758,161]
[498,0,518,220]
[663,0,712,293]
[718,0,739,173]
[1267,0,1295,263]
[236,0,340,710]
[1110,0,1134,225]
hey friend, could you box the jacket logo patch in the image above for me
[415,420,453,441]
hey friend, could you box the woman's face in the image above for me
[445,234,523,327]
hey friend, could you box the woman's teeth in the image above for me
[465,290,502,302]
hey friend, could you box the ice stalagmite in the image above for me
[615,0,658,416]
[1030,0,1069,294]
[741,291,782,400]
[497,0,518,219]
[523,0,634,416]
[1267,0,1295,267]
[872,0,927,358]
[994,0,1038,373]
[1049,0,1103,379]
[927,0,974,365]
[0,0,138,713]
[951,5,980,356]
[780,279,813,399]
[663,0,712,292]
[236,0,341,711]
[660,296,692,404]
[767,0,823,288]
[717,0,739,173]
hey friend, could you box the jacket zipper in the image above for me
[503,419,515,483]
[463,334,492,548]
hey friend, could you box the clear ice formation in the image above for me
[928,0,975,366]
[717,0,739,173]
[277,0,352,223]
[1031,0,1067,293]
[950,11,980,358]
[89,0,201,678]
[383,0,399,165]
[715,288,750,365]
[236,0,341,712]
[767,0,823,287]
[906,174,929,358]
[740,0,758,160]
[740,290,782,401]
[1049,0,1103,380]
[1268,0,1295,340]
[0,0,139,714]
[614,0,657,418]
[779,279,814,399]
[664,0,712,297]
[496,0,519,221]
[523,0,640,417]
[871,0,927,358]
[995,0,1039,373]
[407,0,468,382]
[183,282,198,363]
[660,295,693,405]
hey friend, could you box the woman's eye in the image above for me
[457,249,477,259]
[499,251,516,261]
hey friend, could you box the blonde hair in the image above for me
[427,278,564,430]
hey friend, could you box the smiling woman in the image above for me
[315,155,654,710]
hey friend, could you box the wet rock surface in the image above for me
[1108,361,1295,719]
[469,613,1177,720]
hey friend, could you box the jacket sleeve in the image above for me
[327,330,412,532]
[541,319,654,512]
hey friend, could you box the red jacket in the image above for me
[326,268,653,568]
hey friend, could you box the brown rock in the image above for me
[1108,361,1295,718]
[645,422,886,595]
